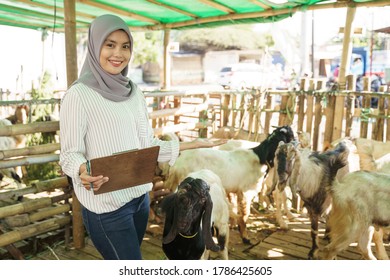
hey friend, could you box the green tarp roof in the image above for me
[0,0,388,32]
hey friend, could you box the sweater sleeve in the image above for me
[59,88,88,184]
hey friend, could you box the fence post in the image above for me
[297,78,307,132]
[221,93,231,127]
[305,80,315,140]
[264,94,272,135]
[360,76,371,138]
[344,75,355,137]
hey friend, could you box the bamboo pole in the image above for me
[4,204,71,227]
[0,143,60,160]
[332,5,356,142]
[221,94,231,127]
[162,29,171,90]
[0,121,59,137]
[0,194,70,219]
[63,0,84,250]
[305,80,315,137]
[0,216,71,248]
[312,94,323,151]
[199,95,209,138]
[344,75,355,137]
[360,77,371,138]
[149,102,209,119]
[0,177,69,201]
[297,78,307,132]
[285,93,296,126]
[0,228,24,260]
[247,93,255,134]
[231,94,238,128]
[278,95,288,126]
[375,94,385,141]
[263,94,272,135]
[0,154,59,169]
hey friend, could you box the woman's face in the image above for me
[99,29,131,75]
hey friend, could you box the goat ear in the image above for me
[202,192,220,252]
[162,194,179,244]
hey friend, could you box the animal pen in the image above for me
[0,75,389,260]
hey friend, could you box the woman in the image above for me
[59,14,224,260]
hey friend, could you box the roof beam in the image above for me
[145,0,198,18]
[0,18,46,29]
[198,0,235,14]
[17,0,95,21]
[0,3,60,21]
[249,0,271,10]
[78,0,160,24]
[145,0,390,30]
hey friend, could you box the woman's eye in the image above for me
[106,43,114,48]
[123,44,130,49]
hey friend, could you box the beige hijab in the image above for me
[75,14,134,102]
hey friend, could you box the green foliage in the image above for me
[175,26,273,52]
[132,31,163,67]
[23,71,61,183]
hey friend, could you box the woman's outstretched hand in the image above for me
[179,138,227,151]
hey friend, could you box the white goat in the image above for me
[350,137,390,172]
[323,170,390,260]
[164,126,295,244]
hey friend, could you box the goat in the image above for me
[0,118,22,185]
[216,139,295,230]
[164,125,295,244]
[325,138,390,259]
[161,169,229,260]
[323,170,390,260]
[273,140,349,259]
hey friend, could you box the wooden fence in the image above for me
[0,77,389,258]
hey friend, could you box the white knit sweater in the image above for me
[59,83,179,213]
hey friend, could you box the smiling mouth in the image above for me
[109,60,123,67]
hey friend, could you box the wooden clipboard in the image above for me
[89,146,160,195]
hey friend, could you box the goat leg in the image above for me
[308,211,320,260]
[372,228,389,260]
[236,190,251,244]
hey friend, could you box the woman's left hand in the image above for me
[192,138,228,148]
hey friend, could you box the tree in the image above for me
[174,25,273,53]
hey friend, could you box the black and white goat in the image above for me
[323,170,390,260]
[161,169,230,260]
[273,140,349,259]
[164,126,295,244]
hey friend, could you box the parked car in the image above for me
[218,63,264,89]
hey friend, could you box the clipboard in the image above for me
[89,146,160,195]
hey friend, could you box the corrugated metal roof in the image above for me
[0,0,388,32]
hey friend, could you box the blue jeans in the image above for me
[81,194,150,260]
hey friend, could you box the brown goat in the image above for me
[273,141,349,259]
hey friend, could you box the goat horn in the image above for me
[202,192,220,252]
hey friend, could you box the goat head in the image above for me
[162,177,220,252]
